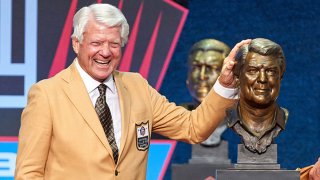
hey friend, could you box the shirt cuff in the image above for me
[213,81,239,99]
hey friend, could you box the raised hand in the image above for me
[219,39,251,88]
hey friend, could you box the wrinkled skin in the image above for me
[72,18,122,82]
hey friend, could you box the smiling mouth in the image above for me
[254,88,270,94]
[94,59,111,65]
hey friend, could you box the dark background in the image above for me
[162,0,320,179]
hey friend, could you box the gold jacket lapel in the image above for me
[113,71,131,160]
[62,62,113,156]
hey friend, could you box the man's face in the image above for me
[240,52,282,108]
[72,19,122,82]
[187,49,224,102]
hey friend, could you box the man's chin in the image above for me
[93,72,112,82]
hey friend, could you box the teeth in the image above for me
[95,60,110,65]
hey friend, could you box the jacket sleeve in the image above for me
[147,79,235,144]
[15,83,52,180]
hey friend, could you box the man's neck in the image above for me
[239,100,276,136]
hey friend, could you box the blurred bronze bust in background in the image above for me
[186,39,230,146]
[187,39,230,102]
[227,38,288,154]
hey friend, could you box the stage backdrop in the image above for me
[1,0,320,180]
[0,0,187,179]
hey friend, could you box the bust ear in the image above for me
[280,59,286,79]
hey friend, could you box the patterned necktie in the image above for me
[95,84,119,164]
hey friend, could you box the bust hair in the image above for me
[235,38,286,78]
[189,39,231,61]
[71,3,129,47]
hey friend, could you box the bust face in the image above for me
[187,48,224,102]
[239,52,282,108]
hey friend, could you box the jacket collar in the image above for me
[62,61,132,164]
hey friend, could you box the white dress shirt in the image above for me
[75,60,122,149]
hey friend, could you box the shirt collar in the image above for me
[227,102,287,134]
[75,59,116,94]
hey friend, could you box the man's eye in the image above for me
[110,43,121,48]
[91,42,101,46]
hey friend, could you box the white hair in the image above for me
[71,3,129,47]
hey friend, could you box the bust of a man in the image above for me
[227,38,288,154]
[186,39,230,146]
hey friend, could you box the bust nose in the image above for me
[199,65,208,80]
[258,69,267,83]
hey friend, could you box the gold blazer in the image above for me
[15,61,235,180]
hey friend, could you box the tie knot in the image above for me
[97,84,107,95]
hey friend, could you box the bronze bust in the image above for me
[185,39,230,146]
[227,38,288,154]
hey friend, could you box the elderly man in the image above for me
[15,3,250,180]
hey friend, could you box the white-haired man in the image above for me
[15,3,250,179]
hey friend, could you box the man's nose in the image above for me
[99,44,111,57]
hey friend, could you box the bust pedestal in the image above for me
[216,144,299,180]
[172,140,232,179]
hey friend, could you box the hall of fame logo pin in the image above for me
[136,121,150,151]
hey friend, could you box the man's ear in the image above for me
[72,37,80,54]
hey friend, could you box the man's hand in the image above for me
[310,157,320,180]
[219,39,251,88]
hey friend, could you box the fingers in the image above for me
[222,38,251,70]
[220,60,235,82]
[219,62,236,88]
[227,39,251,60]
[218,39,251,88]
[222,39,251,72]
[223,39,251,68]
[225,60,235,70]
